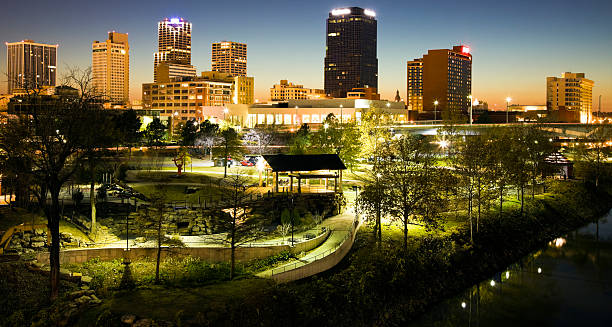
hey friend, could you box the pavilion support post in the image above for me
[298,177,301,193]
[275,172,279,193]
[290,175,293,192]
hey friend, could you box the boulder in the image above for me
[132,319,154,327]
[121,314,137,325]
[81,276,93,284]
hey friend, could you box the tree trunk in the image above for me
[403,212,408,251]
[499,184,503,219]
[48,184,62,300]
[90,161,96,236]
[520,186,524,215]
[155,210,162,284]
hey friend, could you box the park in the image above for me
[1,83,611,327]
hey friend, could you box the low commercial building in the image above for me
[142,71,254,124]
[270,80,326,101]
[242,99,406,128]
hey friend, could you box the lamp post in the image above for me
[340,104,343,124]
[434,100,439,122]
[505,97,512,124]
[468,95,473,126]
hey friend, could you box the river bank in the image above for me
[237,181,612,326]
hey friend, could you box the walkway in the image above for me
[256,209,357,279]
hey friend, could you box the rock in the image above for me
[135,237,146,243]
[31,236,45,242]
[80,285,90,290]
[31,241,46,248]
[132,318,154,327]
[75,295,91,304]
[121,314,137,325]
[81,275,93,284]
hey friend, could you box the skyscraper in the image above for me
[324,7,378,98]
[6,40,57,94]
[407,45,472,113]
[547,72,594,123]
[154,17,192,82]
[92,32,129,104]
[212,41,247,77]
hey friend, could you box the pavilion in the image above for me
[262,154,347,193]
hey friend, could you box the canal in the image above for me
[409,209,612,326]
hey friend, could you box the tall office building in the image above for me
[407,45,472,113]
[324,7,378,98]
[547,72,594,123]
[92,32,129,104]
[6,40,57,94]
[212,41,247,77]
[154,17,192,82]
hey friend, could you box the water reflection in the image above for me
[409,211,612,327]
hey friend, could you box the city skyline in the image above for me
[1,0,611,110]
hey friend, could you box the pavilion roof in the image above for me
[263,154,347,172]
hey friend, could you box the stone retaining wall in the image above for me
[36,228,330,265]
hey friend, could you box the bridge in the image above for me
[386,123,603,139]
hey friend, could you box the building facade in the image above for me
[211,41,247,77]
[6,40,57,94]
[324,7,378,98]
[546,72,594,123]
[155,62,197,82]
[406,59,423,111]
[142,71,254,124]
[270,80,326,101]
[92,32,129,104]
[154,17,192,82]
[408,46,472,113]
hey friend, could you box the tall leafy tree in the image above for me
[288,123,311,155]
[195,119,220,160]
[213,127,244,178]
[180,119,199,146]
[311,114,362,171]
[381,135,448,251]
[144,117,166,145]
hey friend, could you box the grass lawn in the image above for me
[76,278,273,325]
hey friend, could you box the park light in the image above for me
[461,302,467,309]
[376,173,382,178]
[174,111,179,116]
[386,102,391,108]
[537,267,542,274]
[434,100,439,106]
[324,123,329,130]
[223,108,229,114]
[437,140,449,149]
[505,271,510,279]
[490,280,496,287]
[506,97,512,104]
[256,157,266,172]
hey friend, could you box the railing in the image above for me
[270,222,356,276]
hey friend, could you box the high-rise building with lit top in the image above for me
[6,40,57,94]
[92,32,129,104]
[547,72,594,123]
[212,41,247,77]
[154,17,193,82]
[407,45,472,113]
[324,7,378,98]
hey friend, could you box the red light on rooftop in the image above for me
[461,46,470,54]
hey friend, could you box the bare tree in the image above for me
[211,172,266,279]
[0,67,113,299]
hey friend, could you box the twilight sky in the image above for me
[1,0,611,110]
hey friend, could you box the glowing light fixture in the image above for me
[461,302,467,309]
[364,9,376,17]
[490,280,496,287]
[332,8,351,16]
[170,18,180,24]
[461,46,470,54]
[537,267,542,274]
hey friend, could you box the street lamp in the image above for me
[433,100,439,122]
[324,123,329,131]
[505,97,512,124]
[340,104,343,124]
[468,95,473,126]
